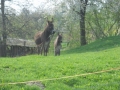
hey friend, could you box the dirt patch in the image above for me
[26,81,45,90]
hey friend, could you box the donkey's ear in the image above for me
[46,17,48,21]
[46,17,49,23]
[47,20,50,23]
[51,18,54,22]
[59,33,62,36]
[60,33,62,36]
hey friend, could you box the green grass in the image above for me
[0,36,120,90]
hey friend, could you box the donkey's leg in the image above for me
[55,51,57,56]
[54,49,57,56]
[44,46,47,56]
[40,45,42,55]
[45,50,47,56]
[44,48,47,56]
[58,49,60,56]
[41,43,45,56]
[45,45,49,56]
[45,43,50,56]
[43,46,46,56]
[40,44,44,55]
[37,46,40,55]
[44,47,46,56]
[44,41,50,56]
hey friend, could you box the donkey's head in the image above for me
[47,18,55,35]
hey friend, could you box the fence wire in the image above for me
[0,67,120,86]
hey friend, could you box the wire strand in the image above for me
[0,67,120,86]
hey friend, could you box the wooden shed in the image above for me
[0,38,37,57]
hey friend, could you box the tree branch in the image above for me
[73,8,80,14]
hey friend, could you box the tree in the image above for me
[66,0,88,45]
[79,0,88,45]
[1,0,7,57]
[51,0,88,46]
[85,0,120,42]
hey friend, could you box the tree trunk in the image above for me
[1,0,7,57]
[79,0,88,46]
[80,9,86,45]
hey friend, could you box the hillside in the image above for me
[64,35,120,54]
[0,36,120,90]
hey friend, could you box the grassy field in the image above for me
[0,36,120,90]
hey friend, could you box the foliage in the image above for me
[53,0,120,45]
[1,0,120,49]
[5,9,50,39]
[0,36,120,89]
[86,0,120,42]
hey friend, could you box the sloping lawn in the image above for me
[0,36,120,90]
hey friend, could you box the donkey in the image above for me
[34,18,55,56]
[54,33,62,56]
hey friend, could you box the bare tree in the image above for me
[73,0,88,45]
[1,0,7,57]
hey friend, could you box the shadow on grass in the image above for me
[63,36,120,54]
